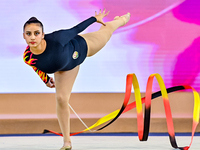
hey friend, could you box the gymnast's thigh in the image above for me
[54,66,80,99]
[80,31,110,57]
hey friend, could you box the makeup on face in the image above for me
[24,24,44,46]
[25,30,41,37]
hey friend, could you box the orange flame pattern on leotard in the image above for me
[23,47,49,83]
[32,66,49,83]
[23,50,37,65]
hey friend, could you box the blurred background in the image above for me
[1,0,200,93]
[0,0,200,136]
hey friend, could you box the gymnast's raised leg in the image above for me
[80,12,130,57]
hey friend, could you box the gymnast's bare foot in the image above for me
[114,12,131,26]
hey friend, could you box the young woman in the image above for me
[23,9,130,150]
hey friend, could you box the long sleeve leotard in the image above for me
[23,17,97,84]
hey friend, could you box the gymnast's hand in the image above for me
[95,9,109,26]
[46,77,55,88]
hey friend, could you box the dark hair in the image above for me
[23,17,44,32]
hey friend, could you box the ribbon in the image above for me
[43,73,200,150]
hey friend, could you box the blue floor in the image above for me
[0,132,200,137]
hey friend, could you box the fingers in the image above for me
[46,77,55,88]
[103,8,106,14]
[50,78,55,88]
[51,80,55,85]
[47,83,55,88]
[102,8,108,15]
[50,77,55,84]
[103,8,109,17]
[96,9,102,15]
[95,8,109,26]
[51,84,55,88]
[96,8,109,15]
[50,81,55,88]
[104,11,110,17]
[105,10,110,16]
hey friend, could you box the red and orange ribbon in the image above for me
[43,73,200,150]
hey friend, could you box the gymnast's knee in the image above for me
[56,94,69,107]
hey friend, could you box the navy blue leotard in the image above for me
[23,17,97,83]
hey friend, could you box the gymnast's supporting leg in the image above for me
[54,66,80,149]
[80,13,130,57]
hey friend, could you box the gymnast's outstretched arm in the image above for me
[50,9,109,46]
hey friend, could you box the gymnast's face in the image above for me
[23,23,44,48]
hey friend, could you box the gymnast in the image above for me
[23,9,130,150]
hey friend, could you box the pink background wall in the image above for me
[0,0,200,93]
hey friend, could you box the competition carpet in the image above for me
[0,133,200,150]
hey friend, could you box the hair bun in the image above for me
[23,16,44,32]
[28,17,38,22]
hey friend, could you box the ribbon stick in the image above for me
[43,73,200,150]
[68,104,93,132]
